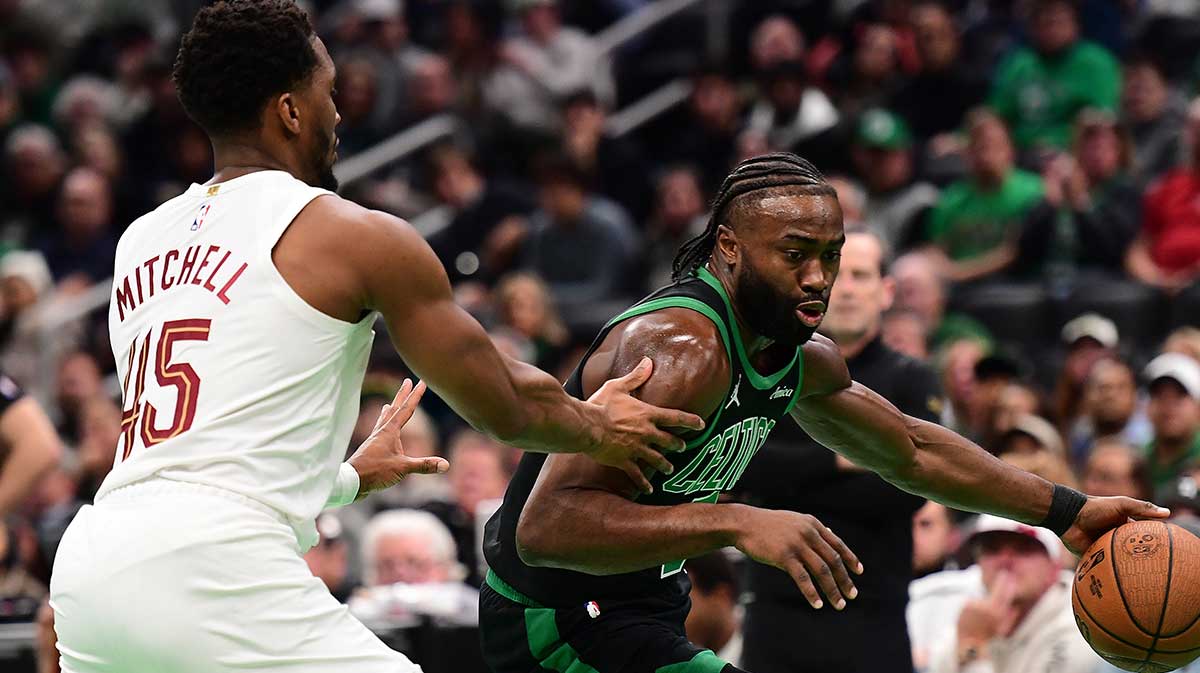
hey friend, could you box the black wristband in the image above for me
[1040,484,1088,536]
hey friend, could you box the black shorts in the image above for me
[479,571,745,673]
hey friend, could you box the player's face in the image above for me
[724,193,843,346]
[301,37,340,191]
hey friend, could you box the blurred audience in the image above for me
[912,501,962,580]
[305,512,356,603]
[850,108,939,251]
[684,551,742,667]
[1081,439,1151,499]
[1143,352,1200,490]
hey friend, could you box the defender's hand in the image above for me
[1060,496,1170,556]
[734,508,863,610]
[585,357,705,494]
[348,379,450,497]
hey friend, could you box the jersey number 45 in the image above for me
[118,319,211,460]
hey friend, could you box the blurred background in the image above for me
[1,0,1200,671]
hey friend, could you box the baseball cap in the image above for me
[1061,313,1119,349]
[1144,352,1200,399]
[315,513,344,542]
[856,108,912,150]
[966,514,1062,561]
[0,251,52,298]
[1002,414,1065,456]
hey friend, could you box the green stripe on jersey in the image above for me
[525,607,600,673]
[486,569,543,608]
[655,650,729,673]
[696,267,798,390]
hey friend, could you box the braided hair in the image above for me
[671,152,836,281]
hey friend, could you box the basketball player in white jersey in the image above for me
[48,2,704,671]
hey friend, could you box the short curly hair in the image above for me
[173,0,319,136]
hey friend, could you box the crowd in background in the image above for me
[2,0,1200,671]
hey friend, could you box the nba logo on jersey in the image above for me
[191,203,212,231]
[585,601,601,619]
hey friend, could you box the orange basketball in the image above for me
[1072,521,1200,672]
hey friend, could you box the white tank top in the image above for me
[96,170,375,549]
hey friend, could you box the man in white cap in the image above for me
[926,515,1098,673]
[1144,352,1200,490]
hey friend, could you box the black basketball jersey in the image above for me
[482,267,804,609]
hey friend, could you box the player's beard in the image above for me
[315,125,338,192]
[733,255,820,347]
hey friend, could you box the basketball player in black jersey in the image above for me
[479,153,1168,673]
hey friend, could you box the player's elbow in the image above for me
[514,505,557,568]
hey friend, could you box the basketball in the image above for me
[1072,521,1200,672]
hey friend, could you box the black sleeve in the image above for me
[0,373,24,417]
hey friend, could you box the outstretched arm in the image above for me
[0,396,61,516]
[282,197,703,492]
[517,310,863,610]
[791,335,1168,554]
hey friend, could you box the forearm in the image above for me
[794,383,1053,525]
[517,487,744,574]
[0,400,62,516]
[945,245,1016,283]
[498,354,605,455]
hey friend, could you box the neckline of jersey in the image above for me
[185,169,292,198]
[695,267,798,390]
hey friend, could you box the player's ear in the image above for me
[275,92,302,137]
[715,225,739,267]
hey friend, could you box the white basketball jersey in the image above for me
[96,170,375,548]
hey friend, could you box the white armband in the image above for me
[324,462,361,509]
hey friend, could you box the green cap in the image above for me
[856,108,913,150]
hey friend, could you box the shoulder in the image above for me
[587,306,732,420]
[799,333,851,398]
[294,195,431,268]
[996,47,1036,74]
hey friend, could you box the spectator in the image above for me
[684,551,742,667]
[923,110,1043,283]
[926,516,1097,673]
[442,0,504,121]
[49,76,117,137]
[828,23,906,125]
[1082,439,1151,499]
[1053,313,1119,436]
[882,306,931,360]
[304,513,356,603]
[38,167,117,286]
[1019,109,1141,281]
[659,65,742,196]
[642,166,708,290]
[422,143,534,284]
[484,0,609,136]
[1121,53,1187,189]
[988,0,1121,157]
[2,124,65,239]
[73,396,118,503]
[0,64,19,150]
[351,509,479,629]
[425,430,511,587]
[971,353,1027,446]
[333,0,430,134]
[401,53,456,127]
[890,1,988,145]
[560,90,651,222]
[850,108,939,250]
[937,336,989,435]
[1143,352,1200,490]
[361,509,464,587]
[891,252,991,350]
[987,383,1042,445]
[747,15,805,75]
[1069,357,1153,463]
[0,251,81,389]
[519,156,638,313]
[494,272,568,370]
[1127,98,1200,292]
[331,57,387,157]
[827,174,866,227]
[745,59,839,163]
[912,501,962,579]
[53,351,103,443]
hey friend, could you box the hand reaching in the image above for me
[348,379,450,499]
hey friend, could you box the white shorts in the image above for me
[50,479,421,673]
